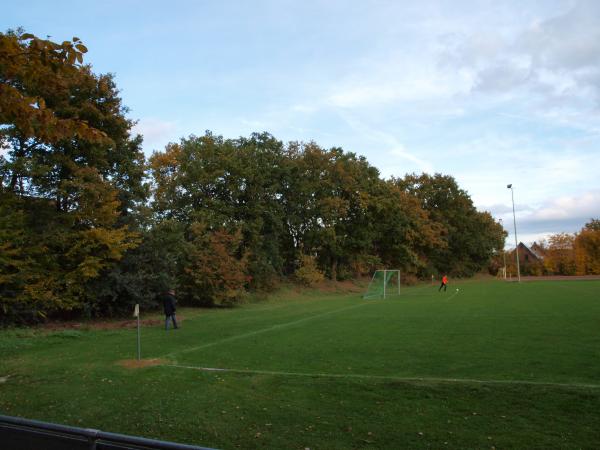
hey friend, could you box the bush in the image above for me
[181,223,249,307]
[294,255,325,286]
[401,273,419,286]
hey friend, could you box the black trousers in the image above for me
[438,282,447,292]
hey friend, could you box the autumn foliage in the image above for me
[536,221,600,276]
[1,30,142,322]
[2,30,508,323]
[182,223,249,306]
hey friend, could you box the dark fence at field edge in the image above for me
[0,414,217,450]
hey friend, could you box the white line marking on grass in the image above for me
[442,290,460,302]
[165,364,600,390]
[162,302,372,358]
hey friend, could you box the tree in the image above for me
[543,233,576,275]
[181,222,249,306]
[369,181,444,277]
[0,29,106,152]
[574,219,600,275]
[0,193,46,322]
[228,133,287,289]
[0,30,143,321]
[281,144,382,280]
[1,30,147,216]
[394,173,504,276]
[149,133,273,303]
[85,219,186,317]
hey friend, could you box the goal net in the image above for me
[363,270,401,299]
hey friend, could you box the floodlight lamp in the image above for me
[507,184,512,188]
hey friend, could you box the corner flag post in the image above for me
[134,304,141,360]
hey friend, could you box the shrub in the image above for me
[294,255,325,286]
[182,223,249,306]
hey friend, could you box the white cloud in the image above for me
[527,190,600,223]
[132,118,178,154]
[387,145,435,175]
[327,76,458,108]
[325,58,473,109]
[474,58,532,92]
[517,1,600,72]
[494,189,600,248]
[506,232,555,248]
[336,112,434,174]
[443,126,599,212]
[484,203,531,216]
[441,0,600,113]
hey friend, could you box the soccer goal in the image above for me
[363,270,401,299]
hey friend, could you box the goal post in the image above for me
[363,269,401,299]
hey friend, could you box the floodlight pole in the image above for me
[507,184,521,282]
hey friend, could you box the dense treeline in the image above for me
[0,30,504,323]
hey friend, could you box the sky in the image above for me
[4,0,600,247]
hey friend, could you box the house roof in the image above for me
[517,242,544,261]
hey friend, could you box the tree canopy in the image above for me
[1,30,144,322]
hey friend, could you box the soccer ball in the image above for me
[456,288,460,292]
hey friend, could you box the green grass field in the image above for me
[1,279,600,449]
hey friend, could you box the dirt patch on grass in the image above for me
[311,279,365,293]
[85,318,164,330]
[39,316,185,332]
[515,275,600,282]
[117,358,166,369]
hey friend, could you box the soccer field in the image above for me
[1,279,600,449]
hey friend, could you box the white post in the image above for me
[398,270,401,295]
[134,304,141,360]
[383,270,386,299]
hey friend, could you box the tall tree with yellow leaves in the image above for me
[0,30,143,322]
[574,220,600,275]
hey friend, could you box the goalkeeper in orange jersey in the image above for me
[438,274,448,292]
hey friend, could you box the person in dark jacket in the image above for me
[162,289,179,330]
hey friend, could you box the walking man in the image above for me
[438,274,448,292]
[162,289,179,330]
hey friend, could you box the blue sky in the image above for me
[4,0,600,246]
